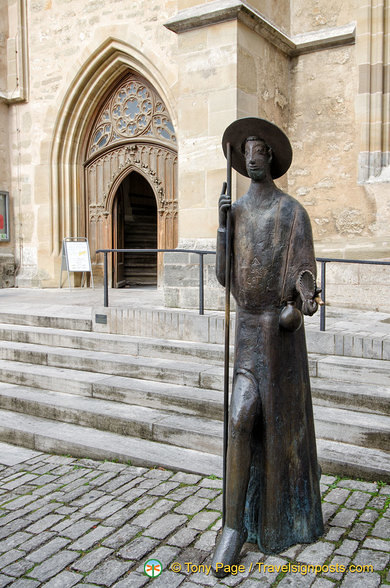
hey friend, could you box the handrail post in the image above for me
[103,252,108,308]
[320,260,326,331]
[199,253,205,315]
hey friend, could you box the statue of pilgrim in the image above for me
[212,118,324,577]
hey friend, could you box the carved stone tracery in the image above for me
[87,75,176,159]
[89,204,110,223]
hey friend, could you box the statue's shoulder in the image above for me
[231,194,248,215]
[278,191,309,219]
[232,192,248,207]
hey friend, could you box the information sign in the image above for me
[0,192,10,242]
[65,241,91,272]
[60,237,94,289]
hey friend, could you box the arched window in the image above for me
[87,74,176,160]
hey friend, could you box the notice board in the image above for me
[64,241,92,272]
[60,237,94,288]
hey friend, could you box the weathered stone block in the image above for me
[306,330,335,354]
[163,264,199,286]
[163,252,191,265]
[164,287,180,308]
[0,255,15,288]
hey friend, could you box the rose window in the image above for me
[88,76,176,158]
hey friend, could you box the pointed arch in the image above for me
[50,38,177,256]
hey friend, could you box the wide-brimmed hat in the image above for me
[222,117,292,179]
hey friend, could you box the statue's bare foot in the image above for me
[211,526,247,578]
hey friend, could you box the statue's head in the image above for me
[222,118,292,179]
[243,136,272,182]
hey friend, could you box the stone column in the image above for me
[357,0,390,182]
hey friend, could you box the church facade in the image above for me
[1,0,389,310]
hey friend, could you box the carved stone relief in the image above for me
[89,204,110,223]
[85,141,178,279]
[86,142,177,221]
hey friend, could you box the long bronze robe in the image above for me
[216,188,323,554]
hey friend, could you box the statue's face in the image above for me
[245,139,271,181]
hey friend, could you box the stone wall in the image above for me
[163,0,390,312]
[319,261,390,313]
[288,45,371,244]
[237,20,290,196]
[7,0,179,287]
[0,2,15,286]
[0,254,15,288]
[163,247,390,314]
[163,242,225,311]
[175,18,237,240]
[288,0,390,261]
[291,0,356,33]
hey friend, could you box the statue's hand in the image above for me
[302,299,318,316]
[297,271,321,316]
[219,182,231,228]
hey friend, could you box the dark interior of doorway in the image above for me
[114,172,157,287]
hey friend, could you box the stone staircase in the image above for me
[124,193,157,286]
[0,311,388,481]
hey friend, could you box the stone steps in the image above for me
[313,405,390,451]
[7,321,389,383]
[125,276,158,285]
[0,337,389,415]
[0,309,389,362]
[0,342,225,391]
[316,439,390,482]
[312,378,390,415]
[0,363,388,453]
[315,354,390,386]
[1,355,388,453]
[0,383,223,454]
[0,360,223,418]
[2,329,390,386]
[0,317,388,479]
[0,405,387,481]
[0,313,92,331]
[0,408,221,476]
[0,322,228,362]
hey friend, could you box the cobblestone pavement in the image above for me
[0,448,387,587]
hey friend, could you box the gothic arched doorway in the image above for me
[84,72,177,286]
[112,171,157,287]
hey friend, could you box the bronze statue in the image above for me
[212,118,324,577]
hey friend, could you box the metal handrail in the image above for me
[96,248,215,314]
[316,257,390,331]
[96,249,390,329]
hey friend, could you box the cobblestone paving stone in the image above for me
[0,453,387,586]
